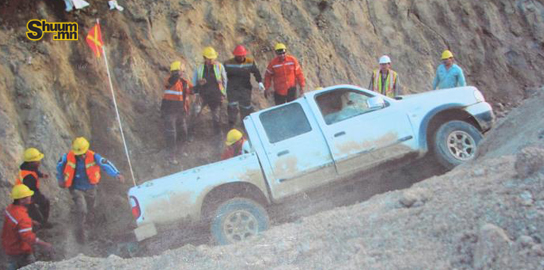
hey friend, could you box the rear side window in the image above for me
[259,103,312,143]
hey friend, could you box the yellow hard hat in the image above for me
[274,43,287,51]
[23,148,44,162]
[225,129,243,146]
[72,137,90,155]
[170,61,182,71]
[202,46,218,60]
[441,50,453,60]
[11,184,34,200]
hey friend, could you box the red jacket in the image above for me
[1,204,37,255]
[221,138,246,160]
[264,55,305,96]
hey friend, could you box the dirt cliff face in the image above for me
[0,0,544,264]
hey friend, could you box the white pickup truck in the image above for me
[128,85,494,244]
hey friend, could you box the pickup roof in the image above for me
[128,85,494,244]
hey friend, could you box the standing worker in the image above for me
[432,50,466,90]
[2,184,53,270]
[190,46,228,138]
[221,129,251,160]
[264,43,305,105]
[161,60,193,164]
[15,148,52,229]
[224,45,264,128]
[56,137,125,243]
[368,55,401,98]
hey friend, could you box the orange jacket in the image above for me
[162,75,193,112]
[62,150,100,188]
[1,204,37,255]
[14,170,39,189]
[264,55,305,96]
[221,138,246,160]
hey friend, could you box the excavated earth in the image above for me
[0,0,544,268]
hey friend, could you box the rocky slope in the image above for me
[1,0,544,265]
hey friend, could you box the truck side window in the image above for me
[316,89,373,125]
[260,103,312,143]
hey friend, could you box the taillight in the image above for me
[129,196,141,219]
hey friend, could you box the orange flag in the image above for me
[86,23,103,58]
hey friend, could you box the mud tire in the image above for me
[433,120,482,169]
[210,198,269,245]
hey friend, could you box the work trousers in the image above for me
[27,192,50,225]
[227,87,253,128]
[6,253,35,270]
[190,97,222,135]
[162,110,188,156]
[70,188,97,226]
[274,88,297,105]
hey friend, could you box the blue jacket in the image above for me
[56,152,120,190]
[432,64,466,90]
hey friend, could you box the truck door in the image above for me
[311,88,416,175]
[253,101,337,201]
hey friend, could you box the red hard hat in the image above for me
[233,45,247,56]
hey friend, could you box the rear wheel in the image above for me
[210,198,269,245]
[433,120,482,169]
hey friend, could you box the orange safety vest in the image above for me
[14,170,39,189]
[372,69,397,98]
[62,150,101,188]
[197,63,226,96]
[162,76,193,112]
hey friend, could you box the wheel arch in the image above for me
[201,182,269,222]
[419,104,483,152]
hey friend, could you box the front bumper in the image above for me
[465,102,495,132]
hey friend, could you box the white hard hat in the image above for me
[379,55,391,64]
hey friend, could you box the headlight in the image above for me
[474,90,485,102]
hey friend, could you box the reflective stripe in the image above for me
[86,162,96,169]
[266,69,273,74]
[285,62,294,65]
[67,162,76,168]
[5,210,18,225]
[164,90,183,95]
[272,64,283,68]
[18,228,32,233]
[272,62,294,68]
[225,64,254,68]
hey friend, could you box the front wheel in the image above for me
[210,198,269,245]
[433,120,482,169]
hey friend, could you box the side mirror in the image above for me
[367,96,385,110]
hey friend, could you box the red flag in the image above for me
[86,23,103,58]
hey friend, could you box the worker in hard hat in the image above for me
[14,148,52,229]
[56,137,125,244]
[432,50,466,90]
[2,184,53,270]
[221,129,251,160]
[368,55,401,98]
[224,45,264,129]
[264,43,306,105]
[161,60,194,164]
[190,46,228,139]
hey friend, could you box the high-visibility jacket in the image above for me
[162,75,193,112]
[196,63,227,96]
[221,138,250,160]
[14,170,39,189]
[372,69,398,98]
[62,150,100,188]
[264,55,305,96]
[1,204,37,255]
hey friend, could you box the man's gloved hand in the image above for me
[258,82,265,93]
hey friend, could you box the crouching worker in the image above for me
[221,129,250,160]
[56,137,125,244]
[2,184,53,270]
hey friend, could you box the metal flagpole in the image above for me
[97,19,137,187]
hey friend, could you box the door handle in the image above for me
[334,131,346,137]
[277,150,289,157]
